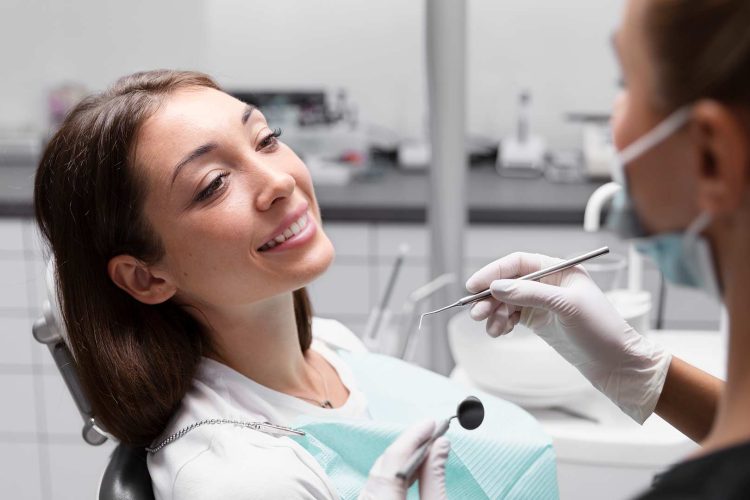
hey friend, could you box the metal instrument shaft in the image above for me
[418,246,610,328]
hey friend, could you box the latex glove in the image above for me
[466,252,672,424]
[359,420,450,500]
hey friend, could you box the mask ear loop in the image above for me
[684,212,712,240]
[618,107,693,166]
[683,212,722,299]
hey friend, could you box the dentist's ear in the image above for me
[107,255,177,305]
[691,100,749,217]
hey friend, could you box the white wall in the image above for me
[0,0,206,131]
[204,0,428,142]
[2,0,623,148]
[468,0,624,148]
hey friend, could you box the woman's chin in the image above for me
[261,236,334,293]
[296,238,335,285]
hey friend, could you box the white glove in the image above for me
[466,252,672,424]
[359,420,450,500]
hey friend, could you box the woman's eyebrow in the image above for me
[171,142,218,185]
[242,104,255,125]
[171,105,256,186]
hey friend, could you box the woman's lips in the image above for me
[257,202,310,249]
[257,211,317,252]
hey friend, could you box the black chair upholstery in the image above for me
[98,444,155,500]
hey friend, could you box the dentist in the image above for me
[468,0,750,497]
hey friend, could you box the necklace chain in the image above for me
[288,359,333,409]
[145,418,305,454]
[147,361,334,454]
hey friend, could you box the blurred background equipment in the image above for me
[497,90,547,178]
[0,128,42,169]
[230,89,368,185]
[567,112,618,180]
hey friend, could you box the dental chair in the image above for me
[33,265,155,500]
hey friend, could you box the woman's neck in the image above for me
[702,211,750,452]
[199,292,317,394]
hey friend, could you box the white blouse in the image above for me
[147,318,370,500]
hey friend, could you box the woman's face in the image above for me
[610,0,702,234]
[134,87,334,310]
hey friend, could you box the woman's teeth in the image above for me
[258,213,309,251]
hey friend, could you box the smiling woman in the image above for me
[35,70,334,445]
[109,83,336,315]
[32,70,469,500]
[32,70,359,495]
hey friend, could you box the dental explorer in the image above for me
[418,246,610,328]
[396,396,485,482]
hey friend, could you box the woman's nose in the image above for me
[254,163,296,211]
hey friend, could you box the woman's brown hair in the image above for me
[34,70,314,447]
[645,0,750,110]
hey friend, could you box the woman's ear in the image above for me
[692,101,749,217]
[107,255,177,305]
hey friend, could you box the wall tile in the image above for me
[376,224,428,259]
[308,263,370,316]
[375,262,429,317]
[23,220,47,260]
[0,220,25,254]
[31,334,57,369]
[25,257,49,312]
[48,440,116,500]
[323,222,371,258]
[0,442,42,500]
[0,374,37,433]
[0,315,35,366]
[41,373,86,437]
[0,257,32,309]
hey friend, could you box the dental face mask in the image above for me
[607,107,721,298]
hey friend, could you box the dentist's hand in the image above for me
[359,420,450,500]
[466,252,672,424]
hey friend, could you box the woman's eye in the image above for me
[257,128,283,152]
[195,172,229,203]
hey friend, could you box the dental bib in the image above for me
[291,350,559,499]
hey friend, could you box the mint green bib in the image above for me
[292,350,559,499]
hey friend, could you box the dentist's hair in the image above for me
[646,0,750,110]
[34,70,314,447]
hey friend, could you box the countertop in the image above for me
[1,163,606,224]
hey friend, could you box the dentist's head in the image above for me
[34,70,334,445]
[610,0,750,296]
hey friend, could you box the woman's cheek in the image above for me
[294,167,322,219]
[611,90,632,151]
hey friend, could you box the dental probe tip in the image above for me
[418,302,459,329]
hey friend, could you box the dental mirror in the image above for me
[456,395,484,430]
[396,396,485,481]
